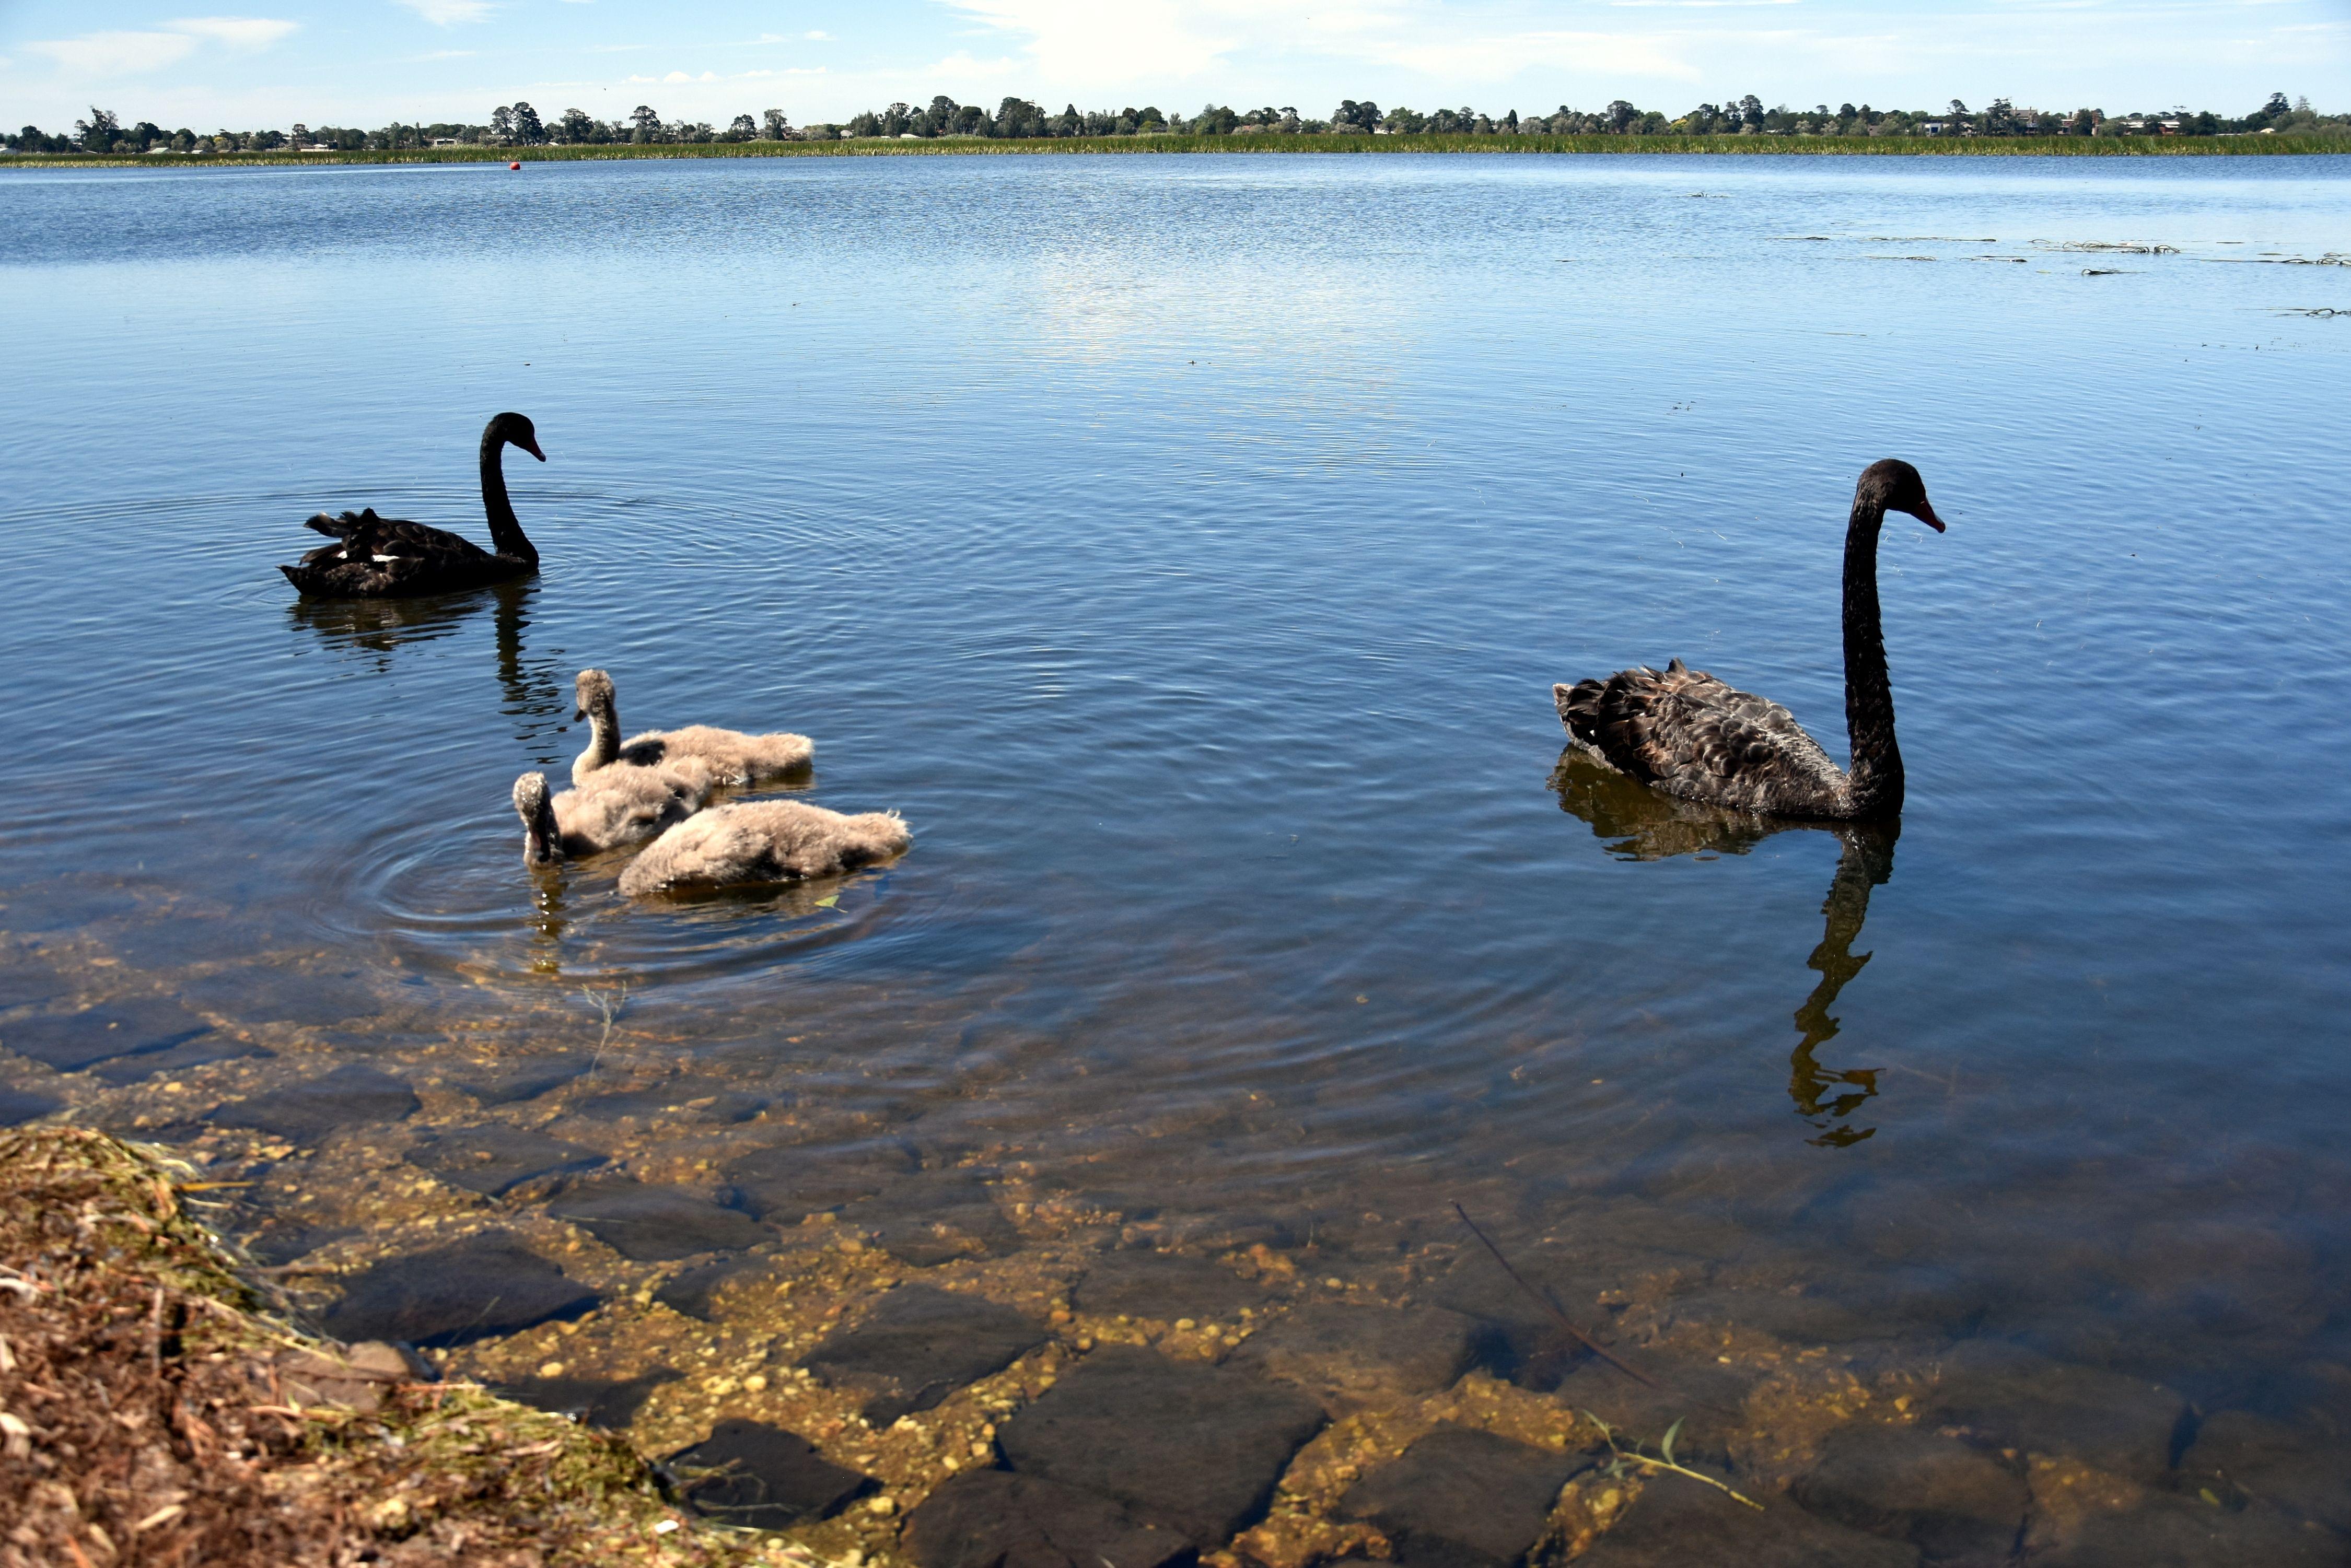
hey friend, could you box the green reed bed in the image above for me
[8,132,2348,170]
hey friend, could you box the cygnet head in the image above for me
[1857,459,1944,533]
[574,668,616,723]
[513,771,558,863]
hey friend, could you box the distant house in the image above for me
[430,137,461,148]
[1921,121,1951,136]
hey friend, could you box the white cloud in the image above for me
[392,0,494,24]
[24,31,200,76]
[170,17,300,49]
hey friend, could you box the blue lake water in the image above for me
[4,151,2350,1541]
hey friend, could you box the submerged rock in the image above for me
[905,1469,1197,1568]
[2179,1409,2351,1534]
[806,1284,1047,1424]
[1922,1341,2187,1484]
[1074,1249,1271,1323]
[211,1062,419,1144]
[90,1032,270,1085]
[656,1254,770,1321]
[548,1178,770,1261]
[320,1231,598,1347]
[444,1058,583,1105]
[3,997,212,1072]
[1576,1473,1919,1567]
[405,1123,604,1196]
[1337,1425,1588,1568]
[0,1085,63,1126]
[846,1167,1021,1267]
[1227,1301,1484,1409]
[725,1138,921,1222]
[2024,1490,2342,1567]
[496,1369,679,1430]
[1788,1423,2028,1562]
[665,1418,871,1529]
[996,1344,1326,1545]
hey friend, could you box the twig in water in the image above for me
[1587,1412,1764,1511]
[582,983,629,1075]
[1451,1201,1660,1390]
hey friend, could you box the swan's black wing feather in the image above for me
[1555,658,1850,816]
[282,507,519,598]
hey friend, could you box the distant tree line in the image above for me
[9,92,2342,157]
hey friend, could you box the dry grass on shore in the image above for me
[0,1127,784,1568]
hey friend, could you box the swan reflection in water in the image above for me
[287,579,569,751]
[1549,746,1896,1147]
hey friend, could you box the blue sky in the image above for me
[0,0,2341,133]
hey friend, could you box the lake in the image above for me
[4,151,2349,1560]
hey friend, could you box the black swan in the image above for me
[1549,745,1895,1146]
[281,413,545,598]
[618,801,909,897]
[1554,459,1943,820]
[571,669,813,788]
[512,766,710,865]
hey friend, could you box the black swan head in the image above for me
[488,411,547,464]
[491,409,550,463]
[513,771,558,864]
[1858,458,1943,532]
[574,667,615,723]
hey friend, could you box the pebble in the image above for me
[744,1374,768,1392]
[1324,1278,1344,1289]
[868,1496,897,1516]
[538,1360,565,1377]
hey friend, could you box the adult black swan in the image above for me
[1553,459,1944,820]
[280,413,545,598]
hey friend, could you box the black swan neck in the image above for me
[1841,494,1902,816]
[480,430,538,565]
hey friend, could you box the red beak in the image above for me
[1915,500,1945,533]
[521,436,546,462]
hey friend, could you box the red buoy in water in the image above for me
[509,160,521,170]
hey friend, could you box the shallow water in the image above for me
[5,152,2351,1544]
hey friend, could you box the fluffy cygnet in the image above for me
[571,668,813,788]
[512,767,710,864]
[618,800,910,897]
